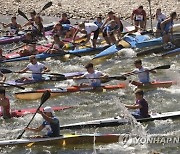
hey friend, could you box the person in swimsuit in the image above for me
[155,8,166,37]
[73,63,108,87]
[25,106,60,137]
[131,6,147,32]
[125,59,156,86]
[125,89,149,119]
[0,88,11,119]
[18,55,50,81]
[46,34,65,54]
[2,16,22,35]
[102,20,119,45]
[160,12,177,49]
[101,11,123,40]
[18,32,37,56]
[73,22,99,48]
[59,13,71,24]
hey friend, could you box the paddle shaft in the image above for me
[1,82,25,89]
[17,91,50,139]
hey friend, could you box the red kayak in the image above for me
[0,106,72,118]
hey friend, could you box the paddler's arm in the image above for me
[100,18,109,30]
[25,125,44,132]
[144,11,147,30]
[72,29,80,42]
[2,23,10,28]
[73,74,86,80]
[42,66,50,73]
[131,12,135,24]
[125,103,142,109]
[18,67,29,73]
[38,110,54,123]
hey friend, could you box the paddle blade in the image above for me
[18,9,29,21]
[41,90,51,105]
[0,68,12,74]
[154,65,171,70]
[41,2,52,11]
[110,76,127,80]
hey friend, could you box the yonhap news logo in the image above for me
[122,134,180,145]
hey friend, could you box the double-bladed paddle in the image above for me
[124,64,171,77]
[17,90,51,139]
[38,2,53,14]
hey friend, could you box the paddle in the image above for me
[148,0,153,32]
[38,2,52,14]
[2,82,25,90]
[17,90,51,139]
[0,68,66,77]
[124,65,171,76]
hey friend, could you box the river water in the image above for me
[0,15,180,154]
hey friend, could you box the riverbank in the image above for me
[0,0,179,20]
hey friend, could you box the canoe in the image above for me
[0,106,72,118]
[138,81,174,90]
[162,47,180,57]
[15,83,126,100]
[0,23,54,45]
[60,110,180,130]
[5,71,85,87]
[0,133,121,147]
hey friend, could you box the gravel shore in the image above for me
[0,0,179,20]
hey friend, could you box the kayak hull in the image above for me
[60,111,180,130]
[5,71,85,87]
[0,106,72,118]
[0,133,121,147]
[162,47,180,57]
[138,81,174,90]
[15,83,126,100]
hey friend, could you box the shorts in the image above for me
[92,28,100,40]
[91,82,101,87]
[157,22,161,30]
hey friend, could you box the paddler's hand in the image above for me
[37,110,43,115]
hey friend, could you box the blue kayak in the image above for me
[1,45,108,63]
[93,33,150,60]
[162,48,180,57]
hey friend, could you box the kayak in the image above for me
[60,111,180,130]
[92,23,180,63]
[162,47,180,57]
[0,133,121,147]
[5,71,85,87]
[15,83,126,100]
[136,37,180,57]
[138,81,174,90]
[1,45,109,63]
[92,33,150,63]
[0,106,72,118]
[0,23,54,45]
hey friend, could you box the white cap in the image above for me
[43,106,55,115]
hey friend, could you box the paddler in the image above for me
[102,20,120,45]
[0,88,11,119]
[155,8,166,37]
[25,106,60,137]
[31,15,45,38]
[126,59,156,86]
[94,16,103,28]
[131,6,147,32]
[1,16,22,35]
[59,13,71,24]
[101,11,123,40]
[125,89,149,119]
[73,22,100,48]
[45,34,65,54]
[23,10,37,27]
[18,32,37,56]
[160,12,177,49]
[73,63,108,87]
[18,55,50,81]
